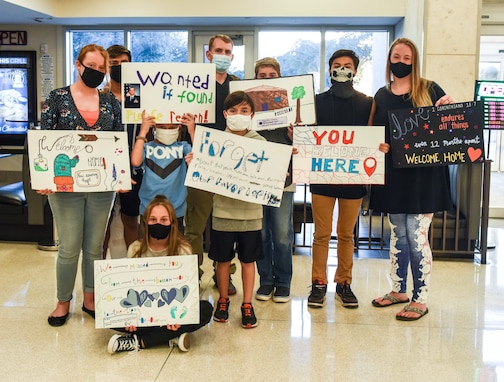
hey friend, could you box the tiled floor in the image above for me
[1,218,504,382]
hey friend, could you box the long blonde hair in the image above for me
[386,38,434,107]
[132,195,191,257]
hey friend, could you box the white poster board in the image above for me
[293,125,385,185]
[121,62,216,125]
[27,130,131,192]
[185,126,292,207]
[94,255,200,329]
[229,75,316,130]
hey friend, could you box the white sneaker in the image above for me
[169,332,190,352]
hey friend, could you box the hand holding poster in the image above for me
[121,63,216,125]
[185,126,292,207]
[27,130,131,192]
[229,75,316,130]
[293,125,385,185]
[94,255,200,329]
[388,101,485,167]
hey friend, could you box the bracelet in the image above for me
[136,136,148,142]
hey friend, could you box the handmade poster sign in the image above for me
[388,101,485,168]
[293,125,385,185]
[94,255,200,329]
[229,75,316,130]
[121,62,216,125]
[185,126,292,207]
[27,130,131,192]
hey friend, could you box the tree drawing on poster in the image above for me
[94,255,200,329]
[27,130,131,192]
[388,101,485,168]
[229,75,316,130]
[121,62,216,125]
[292,86,306,124]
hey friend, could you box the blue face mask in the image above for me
[211,54,232,73]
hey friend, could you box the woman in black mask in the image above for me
[369,38,453,321]
[107,194,212,354]
[38,44,122,327]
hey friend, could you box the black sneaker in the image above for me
[213,297,230,322]
[336,282,359,309]
[107,334,140,354]
[307,280,327,308]
[241,303,258,328]
[272,286,290,303]
[255,285,274,301]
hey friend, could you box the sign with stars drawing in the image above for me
[27,130,131,192]
[388,101,485,168]
[94,255,200,329]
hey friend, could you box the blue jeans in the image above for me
[256,191,294,288]
[388,213,433,304]
[49,192,115,302]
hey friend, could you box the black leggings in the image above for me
[115,300,213,348]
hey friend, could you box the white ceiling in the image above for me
[0,0,399,27]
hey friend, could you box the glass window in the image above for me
[130,31,188,62]
[258,31,321,91]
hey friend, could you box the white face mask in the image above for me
[155,128,179,145]
[331,67,354,83]
[226,114,252,132]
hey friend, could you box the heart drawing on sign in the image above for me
[467,147,482,162]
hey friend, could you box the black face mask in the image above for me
[390,62,412,79]
[109,65,121,83]
[79,63,105,88]
[148,223,172,240]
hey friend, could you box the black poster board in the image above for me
[474,80,504,129]
[388,101,485,168]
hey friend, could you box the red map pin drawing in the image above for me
[363,157,377,176]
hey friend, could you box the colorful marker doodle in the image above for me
[27,130,131,192]
[387,101,485,168]
[292,125,385,185]
[94,255,199,329]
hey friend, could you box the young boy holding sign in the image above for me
[210,91,266,329]
[131,110,195,232]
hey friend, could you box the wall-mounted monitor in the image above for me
[0,50,37,148]
[474,80,504,129]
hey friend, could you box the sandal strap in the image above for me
[381,293,401,303]
[403,305,427,315]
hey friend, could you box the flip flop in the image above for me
[395,305,429,321]
[372,293,410,308]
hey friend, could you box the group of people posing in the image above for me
[37,34,454,354]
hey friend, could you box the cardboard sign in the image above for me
[229,75,316,130]
[27,130,131,192]
[388,101,485,168]
[121,62,216,125]
[94,255,200,329]
[293,125,385,185]
[185,126,292,207]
